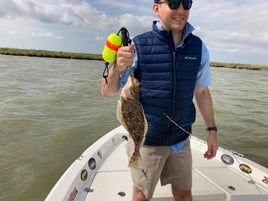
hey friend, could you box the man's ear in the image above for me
[153,4,160,17]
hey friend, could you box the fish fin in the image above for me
[128,151,141,169]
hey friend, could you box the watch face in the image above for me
[207,127,217,132]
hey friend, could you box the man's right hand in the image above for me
[116,44,135,72]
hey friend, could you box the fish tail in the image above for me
[128,151,141,168]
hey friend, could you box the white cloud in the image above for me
[0,0,268,64]
[31,32,63,39]
[95,36,105,41]
[190,0,268,64]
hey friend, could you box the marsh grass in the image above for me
[1,47,267,70]
[0,47,102,60]
[210,62,268,71]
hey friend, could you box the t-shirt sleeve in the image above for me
[196,42,212,88]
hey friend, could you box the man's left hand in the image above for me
[204,132,218,159]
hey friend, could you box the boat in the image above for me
[45,125,268,201]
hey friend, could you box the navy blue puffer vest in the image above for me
[133,22,202,146]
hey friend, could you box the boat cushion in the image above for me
[231,195,268,201]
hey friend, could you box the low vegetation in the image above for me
[0,47,102,60]
[0,47,267,70]
[210,62,268,71]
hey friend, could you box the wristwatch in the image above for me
[206,127,218,132]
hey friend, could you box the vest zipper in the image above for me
[166,49,177,145]
[166,32,177,145]
[171,50,177,126]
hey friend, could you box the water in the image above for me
[0,55,267,201]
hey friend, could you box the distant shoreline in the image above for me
[0,47,103,61]
[210,62,268,71]
[1,47,268,70]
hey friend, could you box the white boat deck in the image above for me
[45,126,268,201]
[85,133,268,201]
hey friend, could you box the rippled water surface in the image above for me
[0,55,267,201]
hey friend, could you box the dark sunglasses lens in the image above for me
[168,0,180,9]
[168,0,192,10]
[182,0,192,10]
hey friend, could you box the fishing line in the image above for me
[164,114,264,193]
[164,113,263,194]
[163,113,192,136]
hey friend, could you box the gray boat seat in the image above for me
[231,195,268,201]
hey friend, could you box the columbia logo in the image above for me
[185,56,197,60]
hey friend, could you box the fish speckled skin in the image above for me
[117,75,147,168]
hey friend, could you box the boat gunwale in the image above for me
[45,126,128,201]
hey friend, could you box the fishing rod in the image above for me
[102,27,132,84]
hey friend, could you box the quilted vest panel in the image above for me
[133,24,202,146]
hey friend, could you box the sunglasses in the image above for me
[157,0,193,10]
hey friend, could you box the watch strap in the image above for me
[206,127,217,132]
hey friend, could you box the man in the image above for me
[101,0,218,200]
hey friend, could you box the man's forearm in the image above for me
[194,87,216,128]
[101,63,121,97]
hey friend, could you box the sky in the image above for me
[0,0,268,65]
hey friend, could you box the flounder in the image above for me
[117,75,147,168]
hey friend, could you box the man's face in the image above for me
[153,0,190,33]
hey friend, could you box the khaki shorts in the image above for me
[126,138,192,199]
